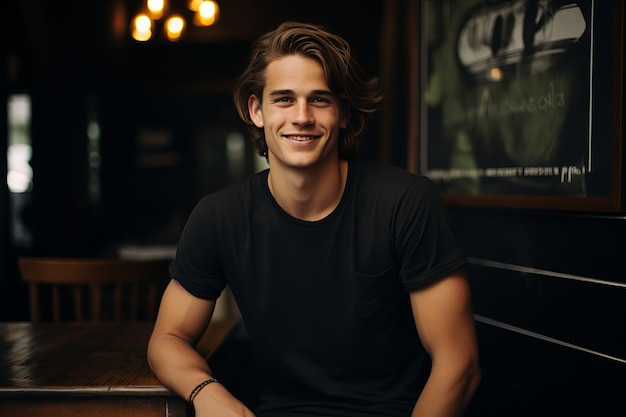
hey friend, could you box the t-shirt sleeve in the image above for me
[395,177,467,290]
[170,195,227,300]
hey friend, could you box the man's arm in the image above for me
[410,268,481,417]
[147,279,255,417]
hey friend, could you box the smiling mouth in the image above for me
[285,135,319,142]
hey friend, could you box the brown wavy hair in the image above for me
[233,21,383,159]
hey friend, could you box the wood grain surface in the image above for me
[0,320,237,416]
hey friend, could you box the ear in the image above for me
[248,95,264,128]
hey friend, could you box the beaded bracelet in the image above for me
[188,378,219,404]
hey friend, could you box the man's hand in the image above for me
[192,382,256,417]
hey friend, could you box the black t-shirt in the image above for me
[171,159,467,417]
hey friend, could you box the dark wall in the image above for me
[458,210,626,416]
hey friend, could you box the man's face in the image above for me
[248,54,347,171]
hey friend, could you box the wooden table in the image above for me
[0,320,237,416]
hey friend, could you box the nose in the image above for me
[292,101,314,125]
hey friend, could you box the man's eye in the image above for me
[273,97,293,103]
[311,97,331,104]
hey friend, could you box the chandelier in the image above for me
[131,0,220,42]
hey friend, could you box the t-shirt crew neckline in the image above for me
[261,160,355,226]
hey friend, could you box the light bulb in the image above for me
[132,14,152,41]
[194,0,219,26]
[165,15,185,41]
[147,0,165,19]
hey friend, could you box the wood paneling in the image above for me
[451,208,626,416]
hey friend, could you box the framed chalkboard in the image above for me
[411,0,623,211]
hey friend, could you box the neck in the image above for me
[267,160,348,221]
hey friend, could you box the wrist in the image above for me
[188,377,219,404]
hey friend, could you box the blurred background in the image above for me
[1,0,414,320]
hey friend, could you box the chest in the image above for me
[223,209,407,321]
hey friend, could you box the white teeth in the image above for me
[289,136,313,141]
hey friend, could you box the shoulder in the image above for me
[190,169,269,220]
[199,169,267,205]
[351,159,441,200]
[349,159,450,227]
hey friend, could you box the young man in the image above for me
[148,21,480,417]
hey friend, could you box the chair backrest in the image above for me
[18,257,171,322]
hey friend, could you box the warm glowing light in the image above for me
[147,0,164,13]
[489,67,502,81]
[132,14,153,41]
[200,0,216,16]
[135,15,152,32]
[194,0,219,26]
[165,15,185,41]
[147,0,165,19]
[131,0,220,41]
[188,0,203,11]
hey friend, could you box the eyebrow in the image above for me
[268,89,335,97]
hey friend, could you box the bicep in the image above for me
[152,279,216,345]
[410,269,478,362]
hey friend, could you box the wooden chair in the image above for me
[18,257,171,322]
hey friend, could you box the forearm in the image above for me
[147,282,254,416]
[148,333,255,417]
[411,359,481,417]
[147,332,215,400]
